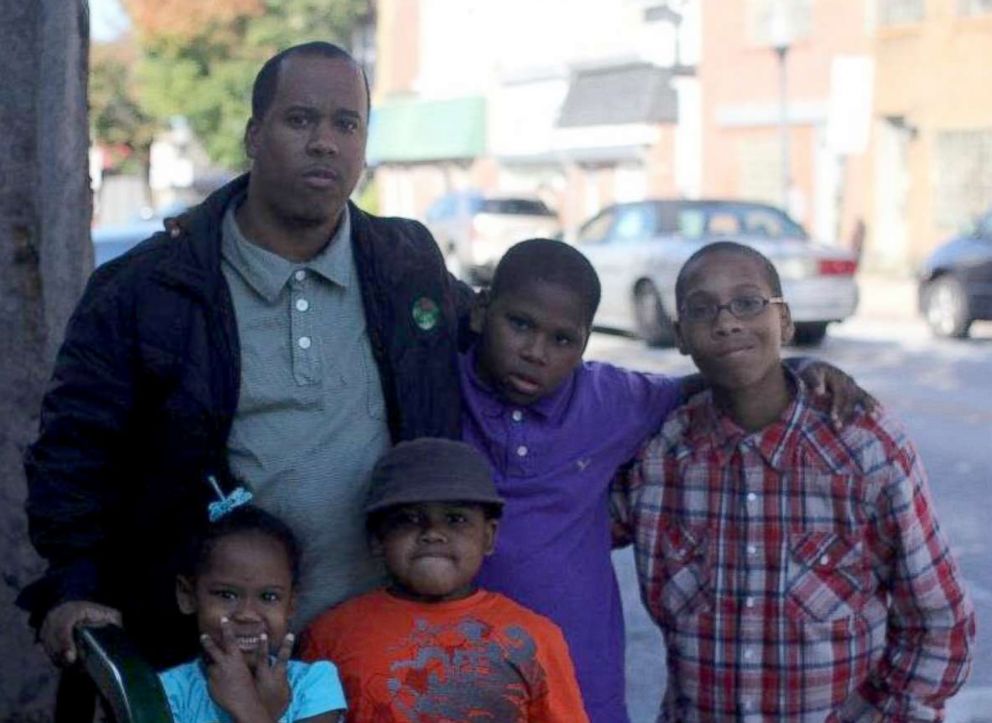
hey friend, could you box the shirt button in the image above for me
[742,698,753,711]
[516,445,528,457]
[294,269,306,281]
[747,544,757,556]
[296,298,310,312]
[746,492,757,502]
[743,648,754,660]
[298,336,312,350]
[745,597,755,608]
[511,410,523,422]
[819,554,831,566]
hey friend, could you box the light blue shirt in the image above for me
[158,659,345,722]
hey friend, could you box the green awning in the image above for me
[368,96,486,164]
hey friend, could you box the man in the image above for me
[19,42,467,684]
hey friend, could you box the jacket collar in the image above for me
[153,175,368,299]
[152,174,251,299]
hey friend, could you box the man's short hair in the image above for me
[489,238,602,327]
[674,241,783,308]
[251,41,371,121]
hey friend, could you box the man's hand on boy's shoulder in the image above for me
[793,358,878,429]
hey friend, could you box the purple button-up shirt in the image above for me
[460,349,681,723]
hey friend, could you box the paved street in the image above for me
[590,304,992,722]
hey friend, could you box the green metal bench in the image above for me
[74,625,173,723]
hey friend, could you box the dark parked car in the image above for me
[918,208,992,338]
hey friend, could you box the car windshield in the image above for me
[478,198,554,216]
[665,202,809,240]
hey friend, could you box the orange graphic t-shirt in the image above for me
[300,588,588,722]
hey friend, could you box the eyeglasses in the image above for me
[679,295,784,324]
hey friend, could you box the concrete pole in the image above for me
[776,43,792,212]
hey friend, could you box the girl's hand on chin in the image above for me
[254,632,294,720]
[201,617,269,721]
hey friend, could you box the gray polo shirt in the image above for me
[221,202,390,628]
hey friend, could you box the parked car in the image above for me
[918,207,992,338]
[423,191,560,284]
[573,199,859,346]
[92,205,187,268]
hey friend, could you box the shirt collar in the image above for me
[686,365,811,472]
[221,200,352,303]
[459,345,576,423]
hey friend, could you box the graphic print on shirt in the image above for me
[380,616,546,720]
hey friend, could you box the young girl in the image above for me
[159,504,346,722]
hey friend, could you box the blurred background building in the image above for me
[365,0,992,274]
[88,0,992,273]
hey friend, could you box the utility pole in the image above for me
[770,2,792,212]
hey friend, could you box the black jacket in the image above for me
[18,175,468,666]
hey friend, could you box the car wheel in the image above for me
[633,282,675,347]
[923,275,972,338]
[791,322,828,346]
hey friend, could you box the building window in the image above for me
[877,0,925,25]
[745,0,812,46]
[935,129,992,228]
[958,0,992,15]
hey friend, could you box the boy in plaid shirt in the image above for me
[613,242,975,721]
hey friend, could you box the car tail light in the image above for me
[818,258,857,275]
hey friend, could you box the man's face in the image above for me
[674,251,794,392]
[176,532,295,671]
[245,54,367,229]
[472,280,589,406]
[375,502,498,602]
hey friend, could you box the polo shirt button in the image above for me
[511,410,523,422]
[296,298,310,312]
[294,269,306,281]
[298,336,312,349]
[516,445,528,457]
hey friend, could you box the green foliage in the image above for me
[90,42,159,173]
[133,0,369,170]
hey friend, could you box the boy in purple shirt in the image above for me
[459,238,866,723]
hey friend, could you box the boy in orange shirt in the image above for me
[300,438,588,722]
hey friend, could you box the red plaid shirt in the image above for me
[613,375,975,721]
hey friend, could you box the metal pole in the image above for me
[776,44,791,211]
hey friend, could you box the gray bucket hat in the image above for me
[365,438,504,515]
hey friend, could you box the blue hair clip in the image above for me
[206,475,254,522]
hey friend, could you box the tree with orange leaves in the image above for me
[119,0,369,168]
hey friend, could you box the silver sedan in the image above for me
[573,199,859,346]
